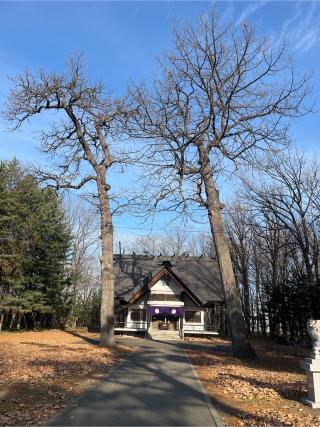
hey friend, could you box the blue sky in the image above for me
[0,1,319,240]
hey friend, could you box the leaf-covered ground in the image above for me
[0,329,132,426]
[188,339,320,426]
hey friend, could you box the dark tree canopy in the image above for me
[0,159,73,330]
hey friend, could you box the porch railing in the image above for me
[183,324,218,332]
[114,321,147,330]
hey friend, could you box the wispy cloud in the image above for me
[236,1,267,27]
[220,1,235,23]
[279,0,320,54]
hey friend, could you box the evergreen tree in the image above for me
[0,159,74,330]
[0,159,26,328]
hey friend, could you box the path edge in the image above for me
[185,351,225,427]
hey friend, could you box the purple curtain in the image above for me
[148,306,184,316]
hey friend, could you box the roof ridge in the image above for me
[113,254,216,261]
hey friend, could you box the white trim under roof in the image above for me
[147,301,184,306]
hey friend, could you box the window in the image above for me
[131,309,146,322]
[185,310,201,323]
[150,293,180,301]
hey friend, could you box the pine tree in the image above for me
[0,159,26,328]
[0,159,74,330]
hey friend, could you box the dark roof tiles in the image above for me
[114,254,224,305]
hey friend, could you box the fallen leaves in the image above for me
[188,339,320,426]
[0,329,131,426]
[239,409,320,426]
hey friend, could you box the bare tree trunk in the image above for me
[99,182,115,347]
[31,310,37,330]
[0,312,4,331]
[300,216,314,284]
[16,312,21,331]
[199,146,256,358]
[254,261,265,335]
[242,266,251,333]
[313,236,319,281]
[9,312,16,331]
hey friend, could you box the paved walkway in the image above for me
[49,338,223,426]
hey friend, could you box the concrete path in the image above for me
[49,338,222,426]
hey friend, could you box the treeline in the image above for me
[225,151,320,343]
[0,159,74,330]
[2,151,320,341]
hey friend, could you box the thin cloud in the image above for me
[236,1,267,26]
[280,0,320,54]
[220,1,235,23]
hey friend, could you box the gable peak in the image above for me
[161,260,172,268]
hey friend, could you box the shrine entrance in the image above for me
[151,314,179,331]
[148,306,184,332]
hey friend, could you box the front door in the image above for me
[151,314,179,331]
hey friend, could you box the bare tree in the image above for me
[66,197,100,276]
[127,229,212,256]
[128,11,309,357]
[128,229,188,255]
[225,202,253,332]
[242,150,320,284]
[65,197,100,326]
[224,151,320,340]
[4,57,133,346]
[158,229,188,255]
[188,233,216,258]
[226,195,308,340]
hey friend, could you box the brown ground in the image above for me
[0,329,133,426]
[2,331,320,427]
[188,338,320,426]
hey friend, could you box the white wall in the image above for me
[125,304,148,330]
[151,278,181,295]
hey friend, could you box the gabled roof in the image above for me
[114,255,224,305]
[129,266,202,306]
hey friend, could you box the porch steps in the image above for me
[147,330,181,341]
